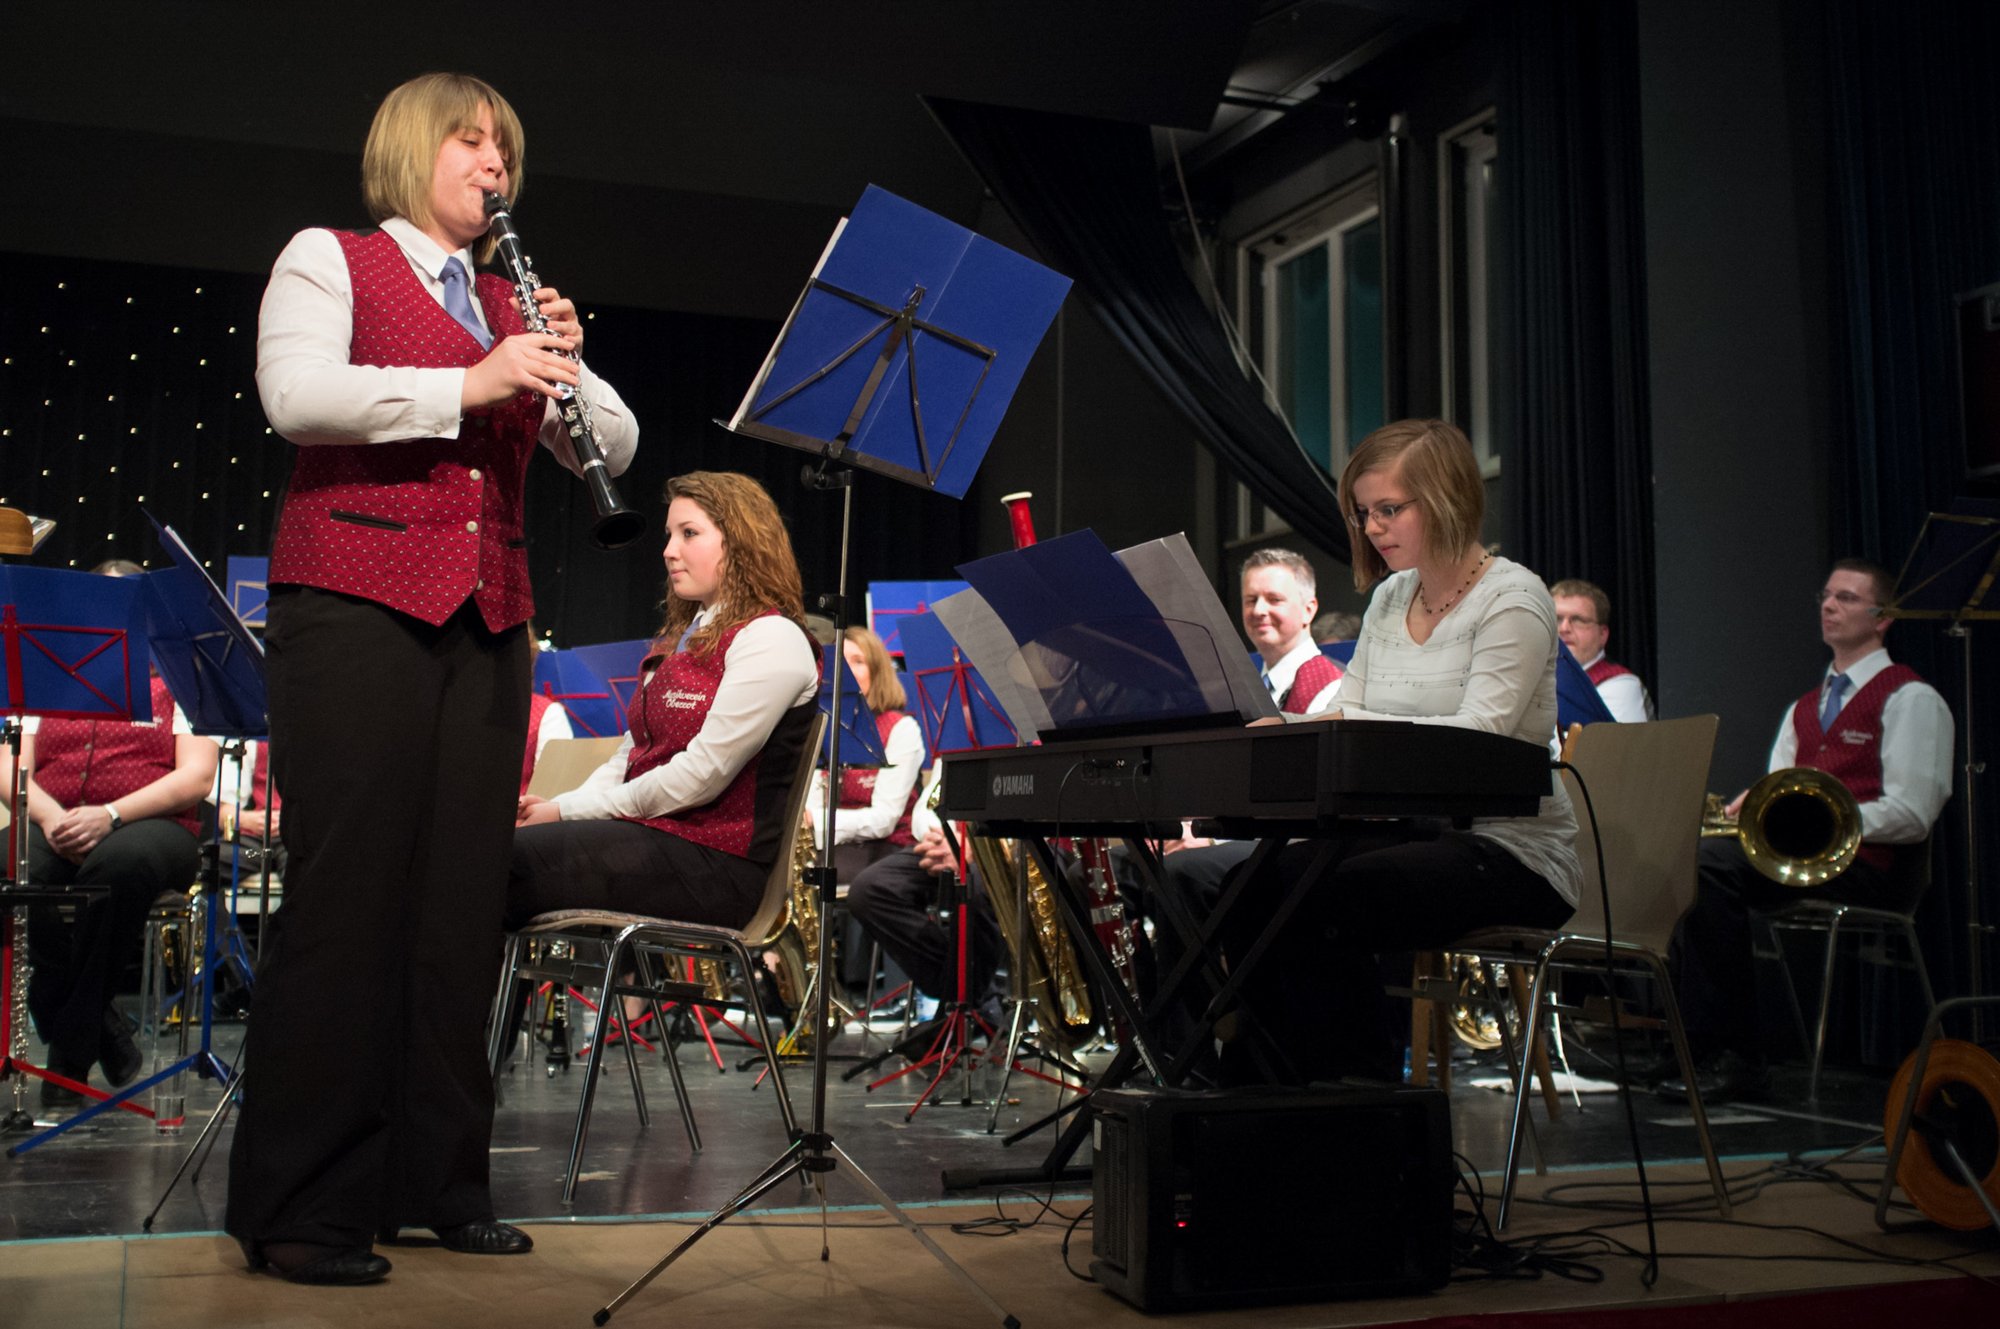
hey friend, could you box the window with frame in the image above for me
[1440,111,1499,476]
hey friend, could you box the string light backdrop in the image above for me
[0,249,981,647]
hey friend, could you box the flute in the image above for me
[481,191,645,550]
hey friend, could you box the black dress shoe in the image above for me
[1657,1050,1770,1105]
[100,1010,144,1090]
[380,1220,533,1255]
[242,1240,391,1285]
[39,1075,86,1111]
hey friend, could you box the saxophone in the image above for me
[969,835,1095,1052]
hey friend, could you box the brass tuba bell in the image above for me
[1701,765,1863,887]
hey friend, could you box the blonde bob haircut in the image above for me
[360,72,524,264]
[1339,418,1486,592]
[656,472,807,657]
[841,627,907,715]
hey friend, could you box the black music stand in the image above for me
[1885,500,2000,1032]
[9,519,267,1159]
[0,564,153,1137]
[597,186,1066,1328]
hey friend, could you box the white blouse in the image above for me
[1328,555,1581,906]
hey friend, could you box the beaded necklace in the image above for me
[1417,549,1491,617]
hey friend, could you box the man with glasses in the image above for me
[1660,558,1952,1103]
[1551,578,1654,723]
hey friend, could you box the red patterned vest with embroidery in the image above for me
[519,691,554,795]
[1282,654,1344,716]
[1788,664,1923,872]
[268,228,545,631]
[1586,658,1634,687]
[836,709,918,846]
[34,676,200,835]
[622,615,820,864]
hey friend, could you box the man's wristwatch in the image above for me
[103,804,123,831]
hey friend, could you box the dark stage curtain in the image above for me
[1494,0,1656,687]
[1821,0,2000,1010]
[926,98,1351,563]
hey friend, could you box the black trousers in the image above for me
[846,846,1003,1002]
[1221,832,1574,1085]
[1667,838,1911,1061]
[226,588,530,1249]
[26,819,199,1075]
[506,819,767,929]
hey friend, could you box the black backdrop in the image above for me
[0,248,984,649]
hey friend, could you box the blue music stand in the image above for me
[1,565,149,1134]
[868,580,970,660]
[570,639,652,728]
[725,185,1069,497]
[816,645,887,771]
[1557,642,1616,731]
[533,646,626,739]
[8,517,265,1157]
[225,556,269,631]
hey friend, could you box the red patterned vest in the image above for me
[837,710,919,847]
[520,691,554,795]
[1788,664,1923,872]
[1282,654,1344,716]
[1586,658,1634,687]
[268,228,545,631]
[248,739,281,811]
[33,676,200,835]
[622,614,821,864]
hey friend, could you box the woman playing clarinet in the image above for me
[227,71,637,1285]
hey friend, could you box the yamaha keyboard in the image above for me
[939,719,1550,836]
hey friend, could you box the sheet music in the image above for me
[1116,533,1278,722]
[930,588,1047,743]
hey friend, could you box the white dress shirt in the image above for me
[256,216,637,477]
[1765,647,1953,845]
[1576,650,1656,723]
[1261,637,1342,716]
[534,699,575,759]
[807,712,925,848]
[553,611,818,823]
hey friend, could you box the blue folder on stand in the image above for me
[936,530,1277,742]
[571,639,652,723]
[534,644,631,740]
[725,185,1070,497]
[898,610,1020,761]
[817,644,888,770]
[145,515,267,738]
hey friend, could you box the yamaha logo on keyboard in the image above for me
[993,774,1035,798]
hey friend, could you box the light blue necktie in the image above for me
[1819,672,1850,732]
[439,257,493,350]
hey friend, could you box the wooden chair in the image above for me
[1450,715,1731,1228]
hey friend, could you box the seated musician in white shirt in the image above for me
[1550,578,1654,723]
[509,473,819,930]
[1219,419,1579,1085]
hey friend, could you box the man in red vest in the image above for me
[1551,578,1654,722]
[1242,548,1343,717]
[1662,558,1952,1103]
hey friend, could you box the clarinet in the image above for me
[480,191,646,550]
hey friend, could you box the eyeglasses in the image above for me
[1554,613,1600,628]
[1819,589,1880,611]
[1347,497,1419,529]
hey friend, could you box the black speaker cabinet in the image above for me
[1089,1084,1452,1312]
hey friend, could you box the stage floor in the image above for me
[3,1010,1995,1327]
